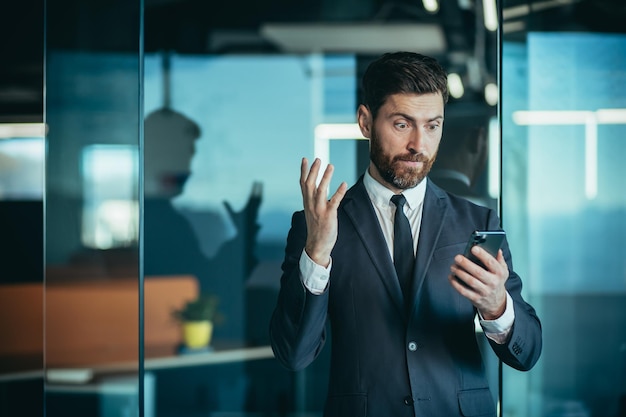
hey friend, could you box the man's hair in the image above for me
[361,52,449,118]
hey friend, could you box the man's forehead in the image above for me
[382,92,444,117]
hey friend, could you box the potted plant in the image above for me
[172,294,220,350]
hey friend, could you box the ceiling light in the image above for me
[0,123,46,139]
[260,23,447,54]
[483,0,498,31]
[422,0,439,13]
[447,73,464,99]
[484,83,498,106]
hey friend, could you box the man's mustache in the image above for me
[394,154,429,163]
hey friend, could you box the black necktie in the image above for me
[391,194,414,303]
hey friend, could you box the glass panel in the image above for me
[142,52,332,416]
[501,1,626,416]
[43,0,143,415]
[0,1,45,414]
[0,126,45,415]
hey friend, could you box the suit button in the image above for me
[404,395,414,405]
[408,341,417,351]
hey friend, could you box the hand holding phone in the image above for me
[463,230,506,269]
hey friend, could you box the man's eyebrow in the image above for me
[390,112,444,123]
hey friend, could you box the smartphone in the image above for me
[463,230,506,268]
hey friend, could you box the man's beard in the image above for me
[370,127,436,190]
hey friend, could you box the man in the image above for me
[269,52,542,417]
[429,108,498,209]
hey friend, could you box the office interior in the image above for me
[1,0,625,416]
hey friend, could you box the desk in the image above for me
[45,346,275,417]
[0,345,275,383]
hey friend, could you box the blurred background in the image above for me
[0,0,625,416]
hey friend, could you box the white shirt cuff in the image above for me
[299,249,331,295]
[479,292,515,344]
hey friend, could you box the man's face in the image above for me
[357,93,444,192]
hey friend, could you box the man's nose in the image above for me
[407,128,424,152]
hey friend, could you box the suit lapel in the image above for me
[342,178,405,316]
[408,181,449,316]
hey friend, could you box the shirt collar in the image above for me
[363,167,427,210]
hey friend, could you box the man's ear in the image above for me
[357,104,372,139]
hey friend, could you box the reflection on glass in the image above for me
[502,26,626,417]
[44,50,141,416]
[430,105,498,210]
[0,136,44,200]
[142,52,358,416]
[82,145,139,249]
[0,129,45,415]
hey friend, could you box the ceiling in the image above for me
[1,0,624,123]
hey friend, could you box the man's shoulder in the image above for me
[426,179,496,213]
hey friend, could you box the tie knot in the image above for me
[391,194,407,209]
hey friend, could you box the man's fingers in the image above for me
[328,182,348,208]
[300,158,320,201]
[305,158,320,185]
[299,157,346,214]
[314,163,335,201]
[300,157,308,184]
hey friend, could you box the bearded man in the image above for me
[269,51,542,417]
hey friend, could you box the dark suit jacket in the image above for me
[270,177,542,417]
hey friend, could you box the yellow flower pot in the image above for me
[182,320,213,349]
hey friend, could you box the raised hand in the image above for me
[300,158,347,267]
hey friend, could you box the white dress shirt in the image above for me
[299,169,514,344]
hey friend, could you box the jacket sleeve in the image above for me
[269,211,329,371]
[488,212,543,371]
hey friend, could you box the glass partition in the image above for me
[0,124,45,416]
[141,51,358,416]
[501,1,626,416]
[43,0,143,415]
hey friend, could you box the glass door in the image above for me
[501,1,626,416]
[43,0,144,415]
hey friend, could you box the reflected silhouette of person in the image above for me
[144,106,262,340]
[144,107,203,277]
[429,112,496,209]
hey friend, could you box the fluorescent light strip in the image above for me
[488,117,501,203]
[0,123,47,139]
[512,110,594,125]
[314,123,367,184]
[260,23,447,54]
[502,20,526,34]
[502,0,578,20]
[513,109,626,125]
[314,123,365,141]
[596,109,626,124]
[512,109,626,201]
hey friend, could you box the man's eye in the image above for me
[427,124,440,131]
[396,122,408,129]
